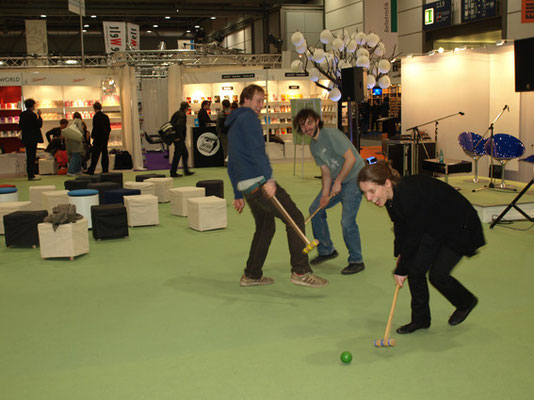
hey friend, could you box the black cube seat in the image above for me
[100,172,124,187]
[76,174,101,183]
[87,181,121,203]
[136,173,166,182]
[196,179,224,198]
[102,188,141,204]
[64,179,89,191]
[4,210,48,247]
[90,204,128,240]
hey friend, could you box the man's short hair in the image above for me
[24,98,36,109]
[239,84,264,105]
[180,101,190,111]
[222,99,231,108]
[293,108,323,132]
[93,102,102,111]
[60,119,69,125]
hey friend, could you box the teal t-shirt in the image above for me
[309,127,365,182]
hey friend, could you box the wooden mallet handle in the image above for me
[305,195,333,225]
[374,284,401,348]
[268,195,319,254]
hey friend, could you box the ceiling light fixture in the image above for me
[147,30,152,33]
[211,17,216,20]
[165,16,170,19]
[40,15,46,18]
[82,29,87,33]
[153,24,158,28]
[194,25,200,29]
[186,29,191,33]
[84,24,89,28]
[496,40,505,46]
[91,15,96,18]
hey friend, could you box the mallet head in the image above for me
[302,239,319,254]
[373,338,396,347]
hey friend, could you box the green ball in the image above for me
[340,351,352,364]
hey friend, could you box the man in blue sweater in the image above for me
[226,84,328,288]
[294,108,366,276]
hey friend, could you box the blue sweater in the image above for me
[225,107,272,199]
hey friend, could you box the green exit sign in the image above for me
[425,8,434,25]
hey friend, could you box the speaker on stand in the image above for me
[341,67,366,151]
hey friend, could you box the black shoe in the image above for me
[170,173,183,178]
[83,170,94,175]
[448,296,478,326]
[341,262,365,275]
[28,177,41,181]
[309,250,339,265]
[185,171,195,176]
[396,321,431,334]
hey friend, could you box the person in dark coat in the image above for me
[45,118,68,155]
[85,102,111,175]
[169,101,194,177]
[358,161,485,334]
[19,98,44,180]
[197,100,213,127]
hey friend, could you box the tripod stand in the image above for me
[490,179,534,228]
[472,105,515,192]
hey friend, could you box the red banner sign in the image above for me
[523,0,534,23]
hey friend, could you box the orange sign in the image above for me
[523,0,534,23]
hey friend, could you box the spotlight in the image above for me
[165,16,170,19]
[91,15,97,18]
[438,47,444,53]
[153,24,158,28]
[496,40,505,46]
[40,15,46,18]
[211,17,216,20]
[428,50,436,56]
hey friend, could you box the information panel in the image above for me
[423,0,452,31]
[461,0,497,23]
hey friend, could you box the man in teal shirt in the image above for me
[294,109,366,275]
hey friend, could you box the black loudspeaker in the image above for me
[514,37,534,92]
[341,67,365,101]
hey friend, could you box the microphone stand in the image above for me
[405,112,464,174]
[472,105,512,192]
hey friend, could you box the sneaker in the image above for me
[309,250,339,265]
[291,272,328,288]
[240,274,274,287]
[341,262,365,275]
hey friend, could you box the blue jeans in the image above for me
[68,152,82,174]
[309,178,363,264]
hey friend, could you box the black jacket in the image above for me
[197,108,212,127]
[386,175,485,275]
[19,110,43,146]
[91,111,111,144]
[170,109,187,140]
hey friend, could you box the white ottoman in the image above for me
[187,196,227,231]
[123,181,156,196]
[169,186,205,217]
[0,201,32,234]
[42,190,70,213]
[38,218,89,260]
[29,185,56,211]
[68,189,100,229]
[124,194,159,227]
[38,158,57,175]
[145,177,173,203]
[0,187,18,202]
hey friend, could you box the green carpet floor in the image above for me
[1,164,533,399]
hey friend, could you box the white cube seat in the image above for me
[29,185,56,211]
[169,186,205,217]
[38,218,89,260]
[187,196,227,231]
[38,158,57,175]
[0,187,18,202]
[42,190,70,213]
[0,201,32,234]
[68,189,100,229]
[123,181,156,196]
[145,177,173,203]
[124,194,159,227]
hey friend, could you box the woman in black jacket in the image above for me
[358,161,485,334]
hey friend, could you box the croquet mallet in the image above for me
[304,194,334,225]
[373,284,401,348]
[268,194,319,254]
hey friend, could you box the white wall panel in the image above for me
[325,0,362,13]
[325,2,363,31]
[398,32,423,54]
[398,6,422,36]
[507,13,534,40]
[398,0,423,12]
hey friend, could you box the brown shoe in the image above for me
[290,272,328,288]
[240,274,274,287]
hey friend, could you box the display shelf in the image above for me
[0,86,23,138]
[0,107,21,111]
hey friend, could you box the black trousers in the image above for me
[170,140,190,174]
[243,183,312,279]
[88,141,109,173]
[407,235,476,324]
[25,143,37,179]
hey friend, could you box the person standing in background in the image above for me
[64,112,86,176]
[19,98,43,181]
[198,100,213,127]
[169,101,194,177]
[216,99,231,160]
[85,102,111,175]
